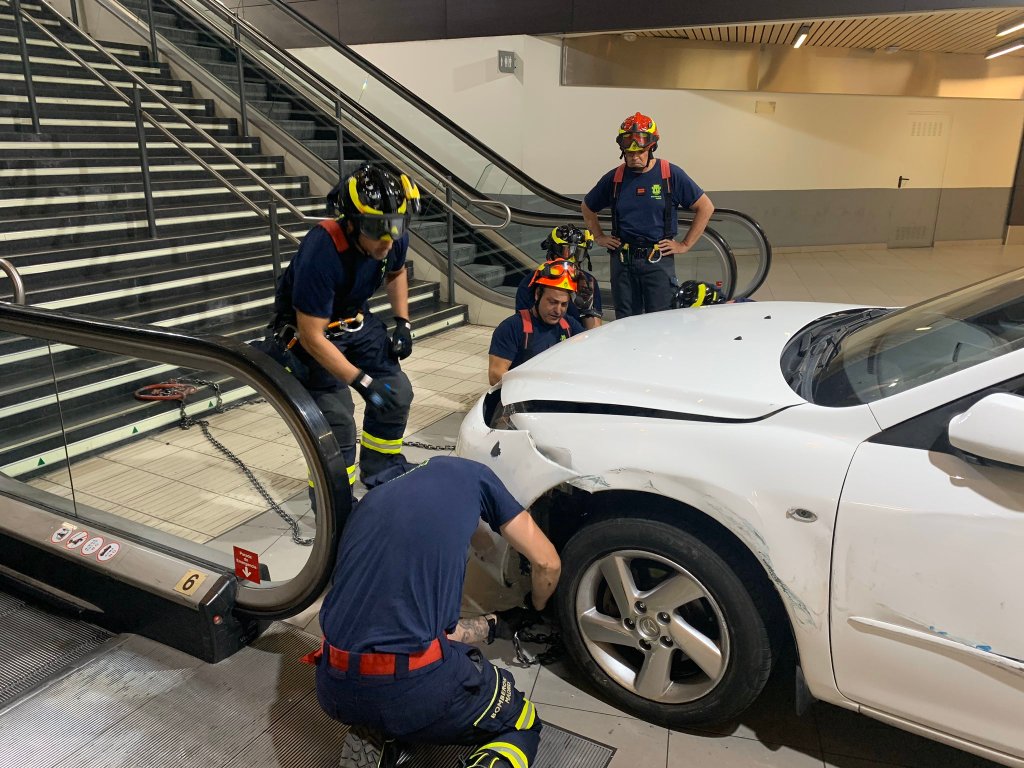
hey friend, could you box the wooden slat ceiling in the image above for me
[636,8,1024,55]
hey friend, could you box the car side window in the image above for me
[869,373,1024,455]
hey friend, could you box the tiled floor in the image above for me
[27,241,1023,766]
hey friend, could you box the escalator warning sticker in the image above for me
[175,570,207,597]
[51,524,76,544]
[97,542,120,562]
[66,531,89,550]
[81,536,104,557]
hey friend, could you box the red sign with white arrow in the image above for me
[233,546,261,584]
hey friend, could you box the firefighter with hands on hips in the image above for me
[489,259,585,385]
[581,112,716,318]
[514,224,604,330]
[307,455,561,768]
[271,162,420,490]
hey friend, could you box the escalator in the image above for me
[78,0,771,304]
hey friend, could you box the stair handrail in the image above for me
[0,259,27,305]
[18,0,309,245]
[131,0,767,297]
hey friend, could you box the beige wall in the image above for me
[330,34,1024,196]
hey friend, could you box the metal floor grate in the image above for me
[0,621,614,768]
[0,589,113,711]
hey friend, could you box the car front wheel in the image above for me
[556,516,775,726]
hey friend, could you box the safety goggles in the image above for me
[358,214,408,241]
[537,260,578,281]
[617,132,654,152]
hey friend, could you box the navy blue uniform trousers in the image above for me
[315,639,541,768]
[610,252,677,317]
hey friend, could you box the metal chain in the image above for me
[175,380,314,547]
[511,624,564,667]
[400,439,456,452]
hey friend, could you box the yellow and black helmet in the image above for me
[672,280,725,309]
[541,224,594,263]
[617,112,659,153]
[327,163,422,241]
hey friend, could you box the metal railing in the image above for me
[96,0,743,299]
[11,0,309,259]
[0,260,27,305]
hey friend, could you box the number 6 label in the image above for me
[175,570,207,596]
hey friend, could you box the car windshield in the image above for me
[795,268,1024,407]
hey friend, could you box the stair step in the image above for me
[462,263,507,288]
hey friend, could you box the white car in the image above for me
[457,269,1024,767]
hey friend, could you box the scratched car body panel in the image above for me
[458,269,1024,766]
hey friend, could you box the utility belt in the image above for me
[301,636,445,678]
[276,311,366,351]
[616,241,667,264]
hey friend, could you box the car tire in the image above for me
[555,516,775,727]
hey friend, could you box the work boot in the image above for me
[339,726,412,768]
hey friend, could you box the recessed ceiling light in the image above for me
[792,24,811,49]
[986,38,1024,60]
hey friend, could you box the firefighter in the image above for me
[272,163,420,489]
[489,259,585,384]
[582,112,715,318]
[514,224,603,329]
[307,455,561,768]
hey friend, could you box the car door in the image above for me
[831,375,1024,759]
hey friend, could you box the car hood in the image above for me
[499,301,861,420]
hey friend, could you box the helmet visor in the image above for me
[359,214,408,241]
[617,131,654,152]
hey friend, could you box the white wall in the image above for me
[320,34,1024,197]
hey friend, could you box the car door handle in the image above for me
[898,175,911,189]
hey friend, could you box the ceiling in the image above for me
[632,8,1024,56]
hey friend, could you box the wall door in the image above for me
[887,113,951,248]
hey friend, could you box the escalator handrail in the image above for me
[0,301,348,619]
[0,260,26,305]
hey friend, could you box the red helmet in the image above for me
[617,112,659,153]
[529,258,578,293]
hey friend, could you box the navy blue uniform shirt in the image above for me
[489,310,583,370]
[584,162,703,243]
[514,272,603,321]
[319,456,523,654]
[275,224,409,319]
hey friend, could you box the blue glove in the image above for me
[351,370,401,414]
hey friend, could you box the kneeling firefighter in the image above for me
[270,163,421,490]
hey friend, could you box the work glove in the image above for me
[389,317,413,361]
[351,369,401,414]
[573,272,598,317]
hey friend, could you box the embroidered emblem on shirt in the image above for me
[651,183,663,200]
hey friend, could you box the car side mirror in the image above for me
[948,392,1024,468]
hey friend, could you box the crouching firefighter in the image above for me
[514,224,604,330]
[489,259,585,385]
[305,456,561,768]
[271,162,421,490]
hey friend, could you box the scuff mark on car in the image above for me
[707,497,817,628]
[570,474,610,491]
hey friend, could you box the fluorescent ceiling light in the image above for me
[996,15,1024,37]
[793,24,811,49]
[986,38,1024,59]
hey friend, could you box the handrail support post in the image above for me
[445,178,455,305]
[12,0,41,134]
[233,20,249,136]
[133,85,158,239]
[145,0,159,63]
[335,96,345,180]
[269,201,282,283]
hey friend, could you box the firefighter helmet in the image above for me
[542,225,594,263]
[529,258,578,293]
[617,112,659,153]
[327,163,421,241]
[672,280,725,309]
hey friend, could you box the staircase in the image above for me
[0,0,466,477]
[110,0,532,292]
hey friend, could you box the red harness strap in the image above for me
[319,218,350,252]
[301,637,443,676]
[519,309,570,351]
[611,158,672,240]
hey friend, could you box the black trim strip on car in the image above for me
[512,399,794,424]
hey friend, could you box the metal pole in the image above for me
[269,201,282,283]
[335,96,345,180]
[12,0,41,134]
[445,178,455,305]
[133,86,158,239]
[69,0,79,26]
[144,0,159,64]
[233,20,249,136]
